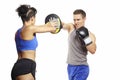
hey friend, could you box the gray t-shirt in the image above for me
[67,29,88,65]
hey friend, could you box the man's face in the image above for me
[73,14,86,29]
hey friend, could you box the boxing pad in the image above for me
[45,13,62,34]
[76,26,92,46]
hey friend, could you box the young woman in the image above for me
[11,4,59,80]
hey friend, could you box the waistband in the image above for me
[16,58,36,63]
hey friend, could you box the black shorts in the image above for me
[11,58,36,80]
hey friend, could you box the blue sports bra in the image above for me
[15,28,38,52]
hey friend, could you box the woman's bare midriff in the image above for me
[18,50,36,61]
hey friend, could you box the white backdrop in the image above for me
[0,0,120,80]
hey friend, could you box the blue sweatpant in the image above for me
[67,64,89,80]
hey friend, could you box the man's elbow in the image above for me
[89,48,96,54]
[87,44,97,54]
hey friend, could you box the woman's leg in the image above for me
[16,73,34,80]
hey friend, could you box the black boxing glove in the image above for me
[76,26,92,46]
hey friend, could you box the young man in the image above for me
[62,9,96,80]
